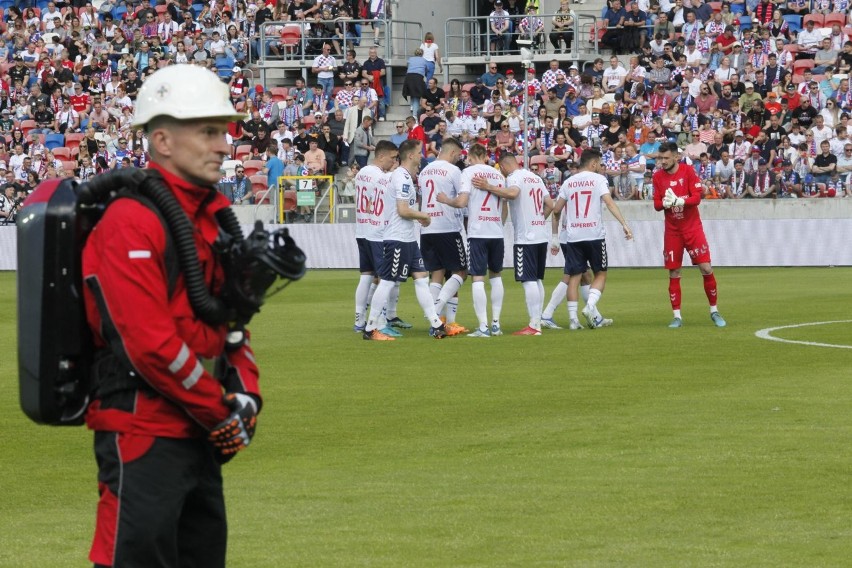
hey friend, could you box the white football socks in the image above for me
[490,276,504,326]
[472,280,488,330]
[522,280,542,330]
[414,277,443,327]
[355,274,373,325]
[435,274,464,314]
[542,281,568,319]
[365,280,394,332]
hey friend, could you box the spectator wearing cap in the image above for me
[562,87,583,117]
[777,159,802,198]
[488,1,512,54]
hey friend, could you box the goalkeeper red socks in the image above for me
[668,277,681,310]
[703,272,718,307]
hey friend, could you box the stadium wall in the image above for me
[1,201,851,270]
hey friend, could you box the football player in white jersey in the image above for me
[437,144,514,337]
[552,148,633,329]
[497,153,555,336]
[363,139,449,340]
[353,141,399,337]
[418,137,469,337]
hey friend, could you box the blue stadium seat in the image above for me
[112,6,127,21]
[44,133,64,149]
[738,15,752,30]
[215,56,235,80]
[783,14,803,34]
[191,3,204,16]
[730,3,746,14]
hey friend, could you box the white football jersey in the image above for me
[354,165,391,242]
[382,166,419,243]
[418,160,464,234]
[506,168,549,245]
[557,170,610,242]
[462,163,506,239]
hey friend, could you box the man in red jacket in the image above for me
[82,65,259,568]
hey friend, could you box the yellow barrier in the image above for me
[278,175,335,223]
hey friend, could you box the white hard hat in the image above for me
[133,65,245,128]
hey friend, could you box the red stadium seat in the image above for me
[64,132,85,147]
[51,147,71,159]
[824,14,847,29]
[241,159,265,177]
[19,120,36,136]
[234,143,251,160]
[802,14,824,28]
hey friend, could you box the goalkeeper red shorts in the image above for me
[663,228,711,270]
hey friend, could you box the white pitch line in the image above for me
[754,320,852,350]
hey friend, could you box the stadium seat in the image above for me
[824,14,847,29]
[51,147,71,159]
[589,20,607,45]
[283,190,297,220]
[782,14,803,34]
[250,175,270,203]
[112,6,127,21]
[44,133,64,149]
[242,159,265,177]
[64,132,85,147]
[462,83,474,92]
[803,14,824,28]
[730,3,745,14]
[529,155,549,170]
[301,115,316,128]
[737,15,752,30]
[69,146,79,158]
[191,3,204,16]
[270,87,289,102]
[19,120,36,136]
[215,56,235,79]
[708,2,722,12]
[234,143,251,160]
[792,59,815,76]
[60,160,78,172]
[280,26,302,58]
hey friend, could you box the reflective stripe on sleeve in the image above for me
[182,361,204,389]
[168,344,190,374]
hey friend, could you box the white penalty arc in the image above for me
[754,320,852,350]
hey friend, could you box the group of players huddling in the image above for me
[353,139,727,340]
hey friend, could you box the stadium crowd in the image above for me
[2,0,850,226]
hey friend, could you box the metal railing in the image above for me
[444,12,581,61]
[256,18,423,95]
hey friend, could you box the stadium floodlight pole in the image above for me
[519,42,534,169]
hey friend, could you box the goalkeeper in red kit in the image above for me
[652,142,727,328]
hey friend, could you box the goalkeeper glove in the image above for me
[209,393,258,455]
[662,191,675,209]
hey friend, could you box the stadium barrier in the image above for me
[2,200,851,270]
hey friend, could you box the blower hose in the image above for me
[78,169,240,326]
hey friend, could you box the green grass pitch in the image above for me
[2,267,852,567]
